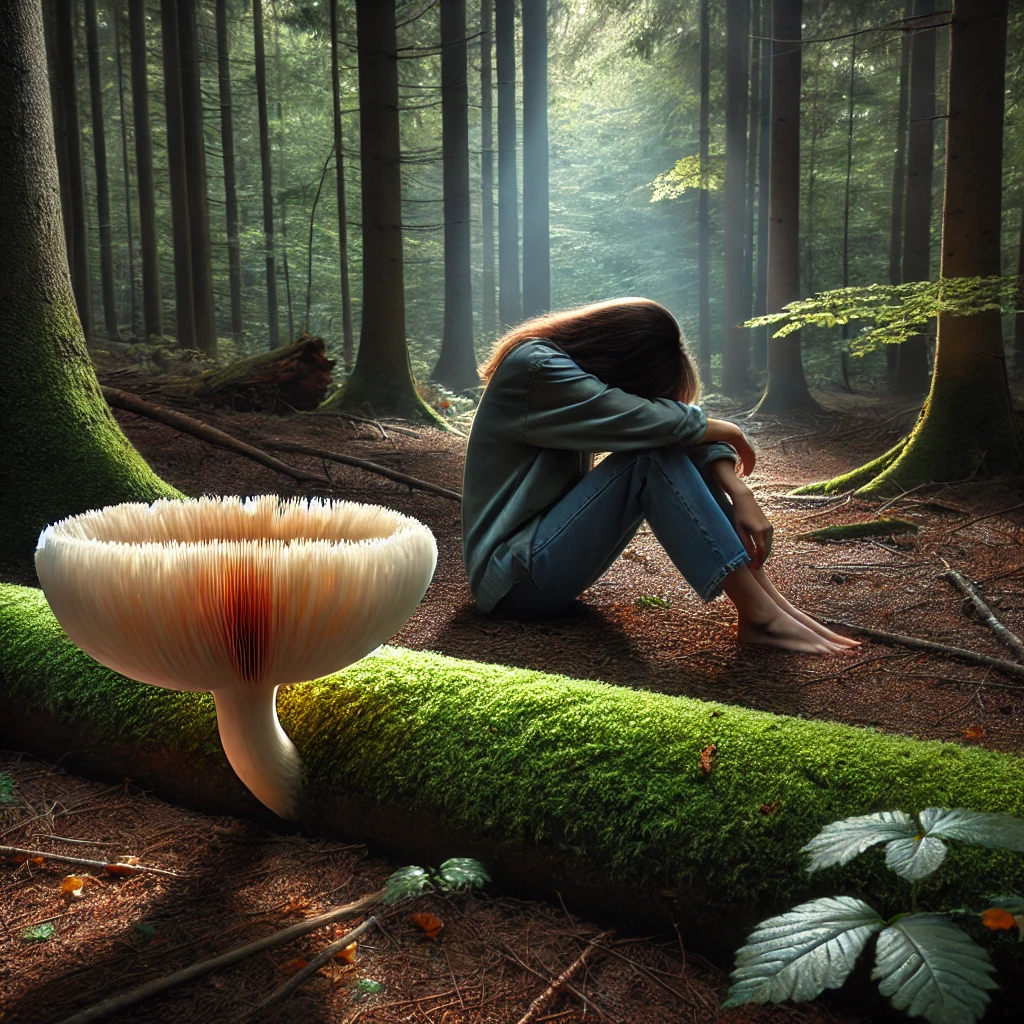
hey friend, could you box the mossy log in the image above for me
[2,584,1024,964]
[796,518,919,543]
[156,335,334,413]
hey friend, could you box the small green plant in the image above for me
[636,594,672,609]
[724,808,1024,1024]
[382,857,490,905]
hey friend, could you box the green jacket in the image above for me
[462,339,738,612]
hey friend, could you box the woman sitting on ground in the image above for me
[461,297,857,654]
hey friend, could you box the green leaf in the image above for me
[884,836,948,883]
[0,773,14,804]
[723,896,884,1007]
[352,977,383,1000]
[19,922,55,942]
[383,865,431,905]
[919,808,1024,853]
[802,811,916,873]
[436,858,491,891]
[873,914,996,1024]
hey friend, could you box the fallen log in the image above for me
[943,568,1024,663]
[152,334,334,413]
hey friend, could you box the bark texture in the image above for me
[0,0,177,562]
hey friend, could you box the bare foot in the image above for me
[737,606,849,654]
[751,567,862,648]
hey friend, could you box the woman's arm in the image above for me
[709,456,774,570]
[701,418,757,476]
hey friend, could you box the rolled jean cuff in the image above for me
[699,549,750,603]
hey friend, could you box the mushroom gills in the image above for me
[211,686,301,820]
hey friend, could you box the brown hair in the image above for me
[478,297,701,403]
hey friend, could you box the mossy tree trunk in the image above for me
[431,0,479,393]
[753,0,820,415]
[319,0,442,425]
[797,0,1018,497]
[722,0,749,396]
[0,0,178,564]
[893,0,936,396]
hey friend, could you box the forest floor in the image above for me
[3,370,1024,1023]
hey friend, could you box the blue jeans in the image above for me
[493,447,750,619]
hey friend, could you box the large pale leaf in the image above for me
[885,836,949,882]
[919,808,1024,853]
[802,811,916,873]
[723,896,884,1007]
[436,858,491,891]
[382,865,431,905]
[873,914,997,1024]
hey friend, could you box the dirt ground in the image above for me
[3,373,1023,1023]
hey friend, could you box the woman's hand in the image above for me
[732,490,774,569]
[701,418,756,476]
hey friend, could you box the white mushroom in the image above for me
[35,496,437,819]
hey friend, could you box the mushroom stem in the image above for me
[211,687,302,819]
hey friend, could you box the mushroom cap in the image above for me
[35,496,437,692]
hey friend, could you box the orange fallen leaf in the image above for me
[699,744,717,776]
[281,957,309,976]
[61,875,87,899]
[962,726,986,741]
[982,908,1018,932]
[29,857,45,866]
[333,941,358,963]
[410,912,444,939]
[759,802,782,816]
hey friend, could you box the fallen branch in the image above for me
[942,569,1024,662]
[797,518,918,544]
[258,437,462,503]
[513,931,614,1024]
[57,890,382,1024]
[820,619,1024,681]
[255,915,379,1010]
[102,386,326,486]
[1,844,181,878]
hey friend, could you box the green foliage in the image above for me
[0,773,13,804]
[744,277,1016,358]
[635,594,672,609]
[650,154,726,199]
[18,922,55,943]
[726,808,1024,1023]
[382,858,489,905]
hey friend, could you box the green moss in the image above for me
[1,582,1023,918]
[319,368,449,429]
[790,438,907,496]
[796,518,918,543]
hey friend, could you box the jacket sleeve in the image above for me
[521,351,708,452]
[685,442,740,474]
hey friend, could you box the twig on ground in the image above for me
[56,890,382,1024]
[0,845,181,878]
[257,437,462,502]
[515,930,612,1024]
[102,386,328,486]
[314,409,421,437]
[941,501,1024,538]
[254,915,379,1011]
[942,568,1024,662]
[820,619,1024,680]
[875,480,942,515]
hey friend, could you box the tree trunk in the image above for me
[894,0,935,395]
[253,0,279,349]
[697,0,711,384]
[722,0,749,395]
[85,0,118,343]
[752,0,771,372]
[840,19,858,340]
[802,0,1018,496]
[159,0,196,350]
[272,2,294,345]
[0,0,177,563]
[432,0,478,392]
[329,0,354,370]
[495,0,520,327]
[53,0,94,345]
[886,6,912,379]
[521,0,550,320]
[177,0,217,358]
[42,0,74,284]
[319,0,441,424]
[743,0,760,325]
[804,51,821,296]
[754,0,818,414]
[1016,201,1024,365]
[216,0,243,348]
[113,6,138,341]
[129,0,162,340]
[480,0,496,338]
